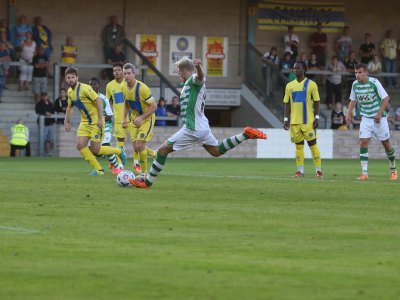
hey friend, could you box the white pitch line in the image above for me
[0,226,40,234]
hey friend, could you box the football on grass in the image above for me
[116,170,135,187]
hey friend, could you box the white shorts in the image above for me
[102,132,112,145]
[167,127,218,151]
[359,116,390,141]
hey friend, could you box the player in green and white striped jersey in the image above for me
[346,63,397,180]
[130,57,267,188]
[89,78,123,174]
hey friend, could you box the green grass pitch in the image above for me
[0,157,399,300]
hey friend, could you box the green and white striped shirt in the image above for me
[180,74,210,131]
[100,93,113,133]
[349,77,388,118]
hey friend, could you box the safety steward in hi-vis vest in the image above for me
[9,121,31,157]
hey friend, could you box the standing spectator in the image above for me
[344,51,359,95]
[394,106,400,130]
[101,16,126,63]
[35,92,55,156]
[367,54,382,74]
[326,56,345,109]
[262,46,279,79]
[359,33,375,64]
[335,26,352,63]
[345,63,397,180]
[54,88,68,124]
[0,18,10,40]
[14,15,32,49]
[107,44,126,80]
[166,95,181,126]
[32,46,49,103]
[310,22,327,68]
[155,97,167,126]
[19,32,36,91]
[284,25,299,60]
[307,53,320,81]
[331,102,346,129]
[32,16,52,59]
[9,119,31,157]
[60,35,77,88]
[380,29,398,88]
[0,40,11,101]
[279,52,294,77]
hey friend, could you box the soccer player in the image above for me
[106,63,155,173]
[283,61,323,177]
[130,57,267,189]
[345,63,397,180]
[89,77,123,174]
[122,63,157,176]
[64,67,127,175]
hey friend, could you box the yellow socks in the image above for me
[139,149,148,173]
[309,144,322,169]
[98,146,121,156]
[80,147,103,171]
[117,141,125,148]
[295,143,305,168]
[146,146,156,157]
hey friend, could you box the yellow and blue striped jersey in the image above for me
[122,80,155,119]
[67,82,100,125]
[283,78,320,124]
[106,79,125,123]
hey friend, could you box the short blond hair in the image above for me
[175,57,194,72]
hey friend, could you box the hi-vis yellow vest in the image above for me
[10,124,29,146]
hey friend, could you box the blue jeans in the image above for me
[0,75,4,99]
[382,57,397,87]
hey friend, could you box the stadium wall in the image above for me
[57,127,400,160]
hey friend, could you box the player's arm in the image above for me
[122,100,129,128]
[133,100,157,127]
[64,105,73,132]
[375,96,389,123]
[313,101,320,129]
[283,102,290,130]
[346,100,357,125]
[95,97,103,128]
[193,59,204,82]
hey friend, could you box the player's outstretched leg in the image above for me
[218,127,267,155]
[243,127,267,140]
[80,147,104,175]
[130,152,167,188]
[385,147,397,180]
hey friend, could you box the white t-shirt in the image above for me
[284,34,299,54]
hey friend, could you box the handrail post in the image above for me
[38,115,45,157]
[54,63,60,101]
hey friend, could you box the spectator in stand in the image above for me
[299,53,308,65]
[310,22,327,68]
[307,53,320,81]
[155,97,167,126]
[331,102,347,129]
[101,16,126,63]
[60,35,77,88]
[0,18,10,40]
[54,88,68,124]
[335,26,352,63]
[395,106,400,130]
[326,55,345,109]
[35,92,55,156]
[19,32,36,91]
[166,95,181,126]
[380,29,398,88]
[279,52,295,78]
[32,16,52,59]
[262,46,279,79]
[344,51,358,95]
[359,33,375,64]
[32,46,49,103]
[284,25,299,61]
[367,54,382,74]
[0,40,11,100]
[14,15,32,49]
[107,43,126,80]
[9,119,31,157]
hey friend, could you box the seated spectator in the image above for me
[367,54,382,74]
[166,95,181,126]
[395,106,400,130]
[279,52,294,76]
[155,97,167,126]
[307,53,320,81]
[54,88,68,124]
[9,119,31,157]
[19,32,36,91]
[331,102,346,129]
[32,46,49,103]
[60,35,77,88]
[32,16,52,59]
[262,46,279,79]
[326,55,345,109]
[299,53,308,65]
[107,43,126,80]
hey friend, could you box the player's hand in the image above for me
[374,111,382,123]
[122,120,127,128]
[193,59,202,66]
[97,119,102,129]
[64,122,71,132]
[345,114,352,125]
[313,119,319,129]
[283,121,289,131]
[133,116,143,127]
